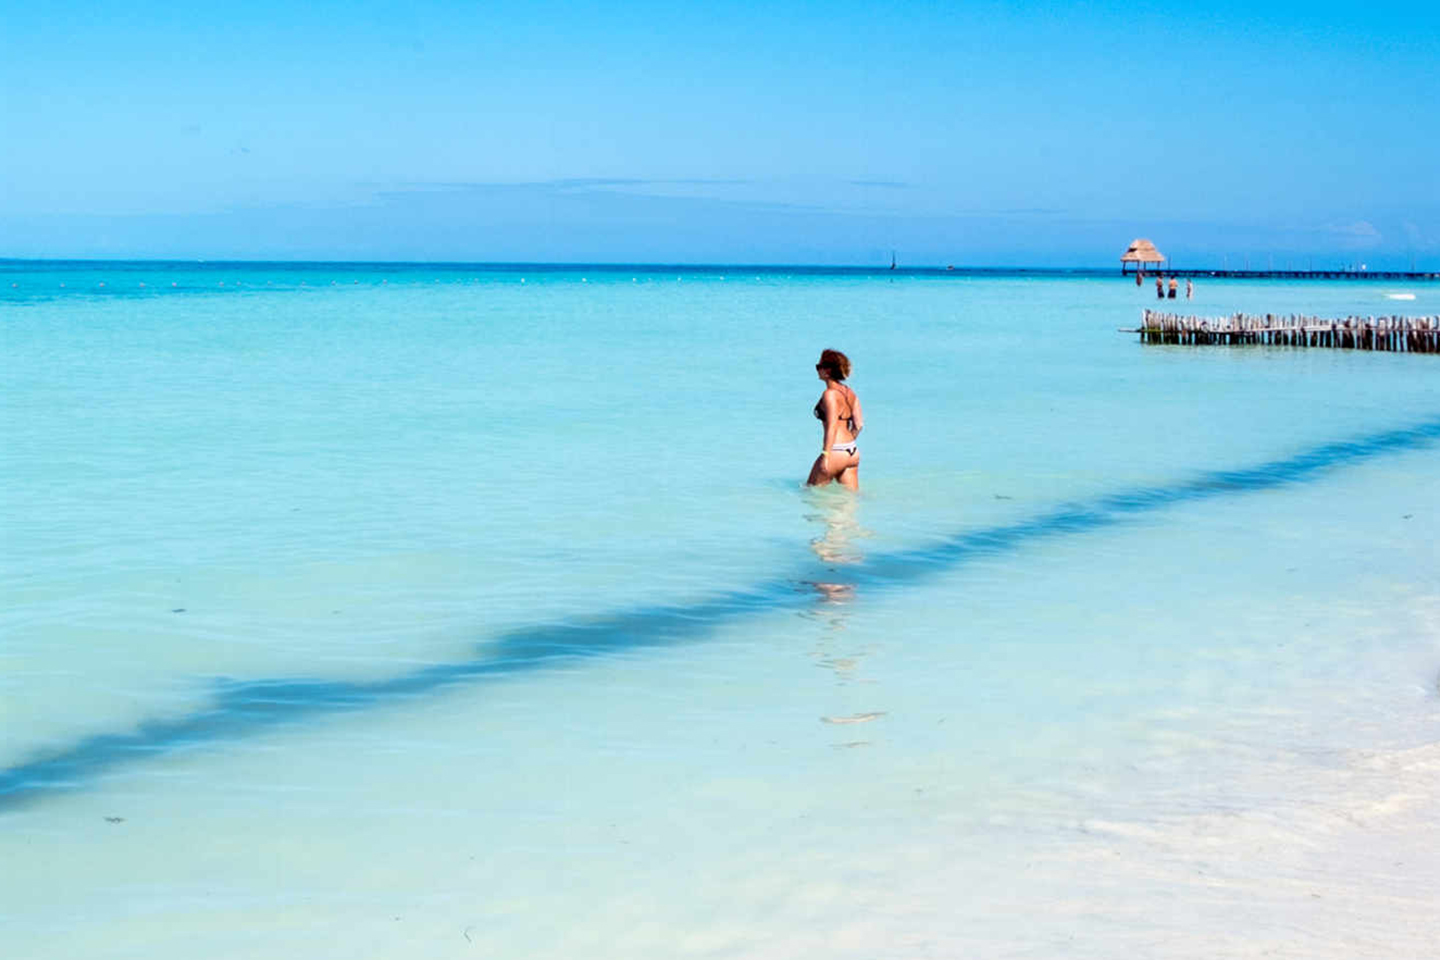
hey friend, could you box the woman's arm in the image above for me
[851,391,864,437]
[821,389,842,455]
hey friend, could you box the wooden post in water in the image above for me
[1134,310,1440,355]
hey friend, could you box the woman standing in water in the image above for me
[807,348,864,490]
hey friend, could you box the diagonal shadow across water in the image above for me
[4,417,1439,812]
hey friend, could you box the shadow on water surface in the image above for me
[3,417,1440,811]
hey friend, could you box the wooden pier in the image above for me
[1134,310,1440,352]
[1117,239,1437,281]
[1131,269,1438,281]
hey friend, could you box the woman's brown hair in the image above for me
[816,348,851,381]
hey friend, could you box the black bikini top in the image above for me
[814,386,858,435]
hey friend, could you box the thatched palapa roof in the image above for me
[1121,238,1165,264]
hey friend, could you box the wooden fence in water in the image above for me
[1134,310,1440,353]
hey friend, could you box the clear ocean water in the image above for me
[3,262,1438,958]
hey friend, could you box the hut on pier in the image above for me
[1121,238,1165,275]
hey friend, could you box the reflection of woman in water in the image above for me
[806,348,864,490]
[807,466,865,603]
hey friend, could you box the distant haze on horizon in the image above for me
[3,0,1437,269]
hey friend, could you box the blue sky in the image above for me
[2,0,1436,265]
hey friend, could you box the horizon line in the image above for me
[1,256,1109,270]
[6,259,1437,284]
[7,258,1428,276]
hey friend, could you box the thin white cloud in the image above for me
[1323,219,1382,248]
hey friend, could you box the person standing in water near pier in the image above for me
[807,349,864,491]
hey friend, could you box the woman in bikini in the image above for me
[807,348,864,491]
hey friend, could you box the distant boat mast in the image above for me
[889,250,897,270]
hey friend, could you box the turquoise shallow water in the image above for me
[3,263,1439,957]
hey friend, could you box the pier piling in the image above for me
[1134,310,1440,353]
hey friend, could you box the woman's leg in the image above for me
[807,451,860,487]
[806,455,832,486]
